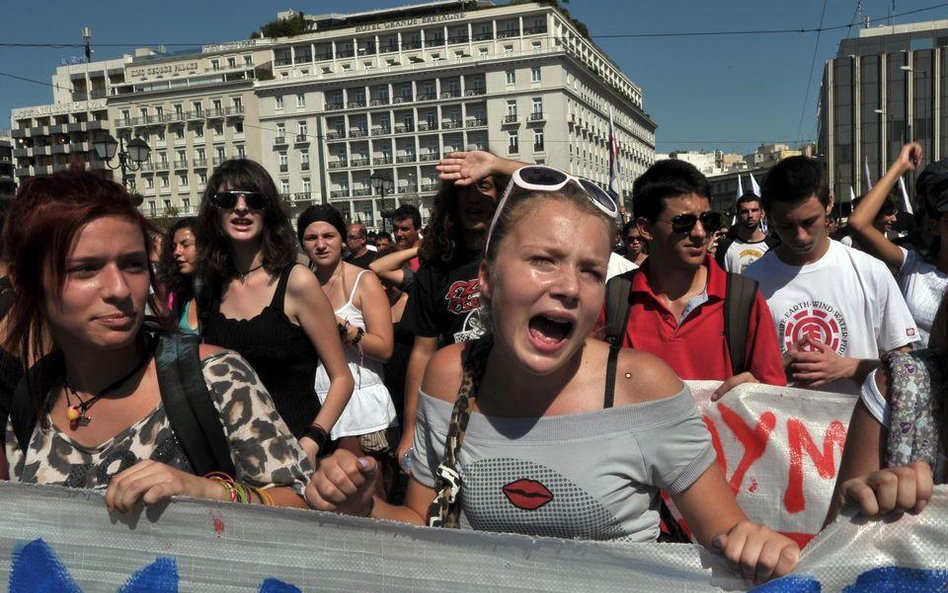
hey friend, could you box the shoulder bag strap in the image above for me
[428,336,492,528]
[604,269,636,346]
[603,342,620,409]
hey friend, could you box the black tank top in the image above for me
[203,264,319,438]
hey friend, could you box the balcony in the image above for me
[465,88,486,97]
[301,162,310,171]
[441,120,462,130]
[440,91,461,99]
[295,134,309,143]
[328,160,348,169]
[502,114,519,124]
[296,53,313,63]
[226,106,244,117]
[417,121,438,131]
[421,182,438,191]
[373,156,393,165]
[392,96,410,104]
[371,127,391,136]
[497,29,521,38]
[379,43,398,54]
[274,57,293,67]
[416,93,436,101]
[396,155,416,163]
[528,112,545,122]
[402,40,421,50]
[279,164,288,173]
[212,156,228,165]
[292,192,311,203]
[206,109,226,120]
[173,159,188,169]
[394,124,414,134]
[114,118,134,128]
[472,31,493,41]
[418,153,439,162]
[447,35,469,44]
[350,158,369,167]
[466,118,487,128]
[187,110,204,121]
[326,102,344,110]
[523,25,548,35]
[401,184,419,193]
[349,129,368,138]
[533,143,545,152]
[337,49,355,58]
[353,188,372,197]
[508,143,519,154]
[346,100,367,109]
[192,158,208,168]
[330,189,349,198]
[370,98,390,106]
[273,136,288,145]
[424,38,445,47]
[315,50,333,61]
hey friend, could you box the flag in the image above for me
[608,107,622,207]
[749,173,761,197]
[850,186,857,204]
[898,176,914,215]
[864,157,873,192]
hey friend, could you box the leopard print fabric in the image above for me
[5,351,312,495]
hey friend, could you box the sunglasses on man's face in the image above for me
[624,235,643,243]
[211,190,267,210]
[667,211,721,234]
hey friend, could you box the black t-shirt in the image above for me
[346,250,377,269]
[400,250,487,345]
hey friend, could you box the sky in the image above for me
[1,0,944,154]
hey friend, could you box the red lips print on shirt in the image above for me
[501,478,554,510]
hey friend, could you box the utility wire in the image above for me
[0,1,947,48]
[795,0,830,146]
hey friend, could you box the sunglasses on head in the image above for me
[485,165,619,254]
[668,211,721,234]
[211,190,267,211]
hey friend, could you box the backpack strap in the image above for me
[604,269,636,346]
[192,275,213,336]
[603,342,620,409]
[155,332,235,477]
[723,272,760,377]
[11,351,64,454]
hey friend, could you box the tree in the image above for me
[251,12,312,39]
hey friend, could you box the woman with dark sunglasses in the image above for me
[196,159,353,463]
[306,165,799,584]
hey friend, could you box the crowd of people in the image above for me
[0,142,944,586]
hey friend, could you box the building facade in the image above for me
[818,19,948,203]
[0,132,14,204]
[11,0,656,226]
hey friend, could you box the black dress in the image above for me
[202,264,320,438]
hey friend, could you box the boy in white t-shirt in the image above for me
[745,156,918,395]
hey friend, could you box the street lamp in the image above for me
[371,172,394,233]
[92,133,150,189]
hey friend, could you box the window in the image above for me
[235,144,245,158]
[174,127,185,140]
[158,151,167,165]
[508,131,519,154]
[139,107,148,119]
[227,56,236,68]
[145,177,154,190]
[178,173,189,187]
[279,151,288,173]
[195,147,206,162]
[244,55,253,66]
[276,123,286,141]
[121,109,130,123]
[194,125,204,138]
[532,98,543,118]
[210,59,220,71]
[160,175,169,188]
[212,99,223,113]
[303,178,312,194]
[173,104,183,118]
[199,172,208,185]
[234,121,244,134]
[281,180,290,195]
[531,66,541,82]
[300,149,310,171]
[533,130,544,151]
[148,201,156,216]
[296,93,305,108]
[176,149,186,164]
[156,128,166,142]
[506,100,517,120]
[275,96,284,110]
[216,146,226,160]
[192,101,202,116]
[213,123,223,136]
[505,70,516,85]
[232,96,243,109]
[503,45,513,54]
[298,120,308,137]
[183,198,191,211]
[478,47,488,57]
[155,106,163,119]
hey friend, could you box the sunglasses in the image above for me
[624,235,643,243]
[347,235,365,241]
[666,211,721,234]
[485,166,619,254]
[211,190,267,211]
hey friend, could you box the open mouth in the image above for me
[528,314,574,346]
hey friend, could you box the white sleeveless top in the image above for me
[314,269,397,439]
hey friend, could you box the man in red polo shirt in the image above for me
[618,159,786,399]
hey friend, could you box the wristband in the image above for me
[303,424,329,449]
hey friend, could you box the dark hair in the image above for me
[392,204,421,229]
[419,175,511,264]
[632,159,711,222]
[761,156,830,211]
[736,193,761,209]
[156,217,198,321]
[3,167,164,415]
[348,221,367,238]
[376,230,393,242]
[297,204,347,246]
[621,219,639,235]
[197,159,297,283]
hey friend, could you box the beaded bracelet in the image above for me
[351,327,365,345]
[205,472,274,506]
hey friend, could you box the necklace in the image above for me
[63,336,154,427]
[236,263,264,284]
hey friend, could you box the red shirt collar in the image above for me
[631,255,727,300]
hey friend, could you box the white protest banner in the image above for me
[687,381,856,547]
[0,481,946,592]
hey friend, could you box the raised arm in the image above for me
[848,143,922,270]
[436,151,530,186]
[369,246,419,287]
